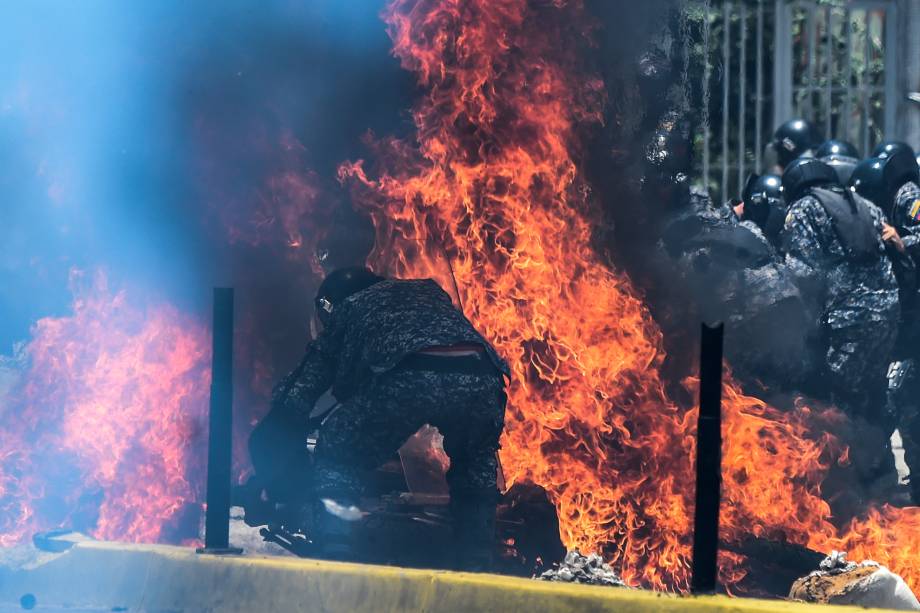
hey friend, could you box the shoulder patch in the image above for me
[910,199,920,222]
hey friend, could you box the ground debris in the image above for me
[790,550,920,611]
[537,550,627,587]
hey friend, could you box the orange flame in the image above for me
[0,270,209,545]
[341,0,920,592]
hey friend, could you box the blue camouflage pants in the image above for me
[313,367,506,502]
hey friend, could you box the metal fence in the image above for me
[775,0,898,154]
[695,0,898,203]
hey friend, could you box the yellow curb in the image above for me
[0,541,899,612]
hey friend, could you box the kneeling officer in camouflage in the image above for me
[251,267,509,569]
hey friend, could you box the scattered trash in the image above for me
[538,550,627,587]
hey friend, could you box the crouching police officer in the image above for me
[250,267,509,570]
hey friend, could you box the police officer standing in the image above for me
[781,158,901,473]
[769,119,822,173]
[873,141,920,239]
[851,146,920,504]
[735,173,787,247]
[816,139,860,186]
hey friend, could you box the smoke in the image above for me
[0,0,412,541]
[0,0,410,352]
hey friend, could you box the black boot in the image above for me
[450,492,498,572]
[312,497,359,561]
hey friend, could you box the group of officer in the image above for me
[733,118,920,503]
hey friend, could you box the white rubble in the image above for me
[226,507,293,557]
[790,550,920,611]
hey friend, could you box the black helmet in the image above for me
[741,173,783,228]
[871,141,920,188]
[782,157,839,204]
[886,149,920,189]
[873,140,916,161]
[816,139,859,160]
[851,155,920,217]
[773,119,821,168]
[823,156,859,186]
[849,157,887,212]
[314,266,384,325]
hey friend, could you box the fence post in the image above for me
[722,2,732,202]
[773,0,793,131]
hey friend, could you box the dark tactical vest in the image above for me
[809,187,879,261]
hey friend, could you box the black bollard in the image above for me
[197,288,242,555]
[691,322,723,593]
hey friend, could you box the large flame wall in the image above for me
[342,0,920,591]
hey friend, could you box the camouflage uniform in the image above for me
[884,181,920,501]
[781,188,900,424]
[886,181,920,349]
[268,279,509,503]
[889,181,920,239]
[315,369,506,499]
[656,189,817,390]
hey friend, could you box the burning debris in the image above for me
[538,550,628,587]
[790,551,920,611]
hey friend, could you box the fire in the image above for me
[2,0,917,595]
[341,0,920,592]
[0,270,209,545]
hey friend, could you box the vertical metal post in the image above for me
[844,7,853,142]
[197,288,241,554]
[681,0,691,105]
[738,3,747,193]
[807,2,817,121]
[755,0,764,173]
[773,0,793,130]
[691,322,723,594]
[722,2,731,202]
[825,6,833,137]
[702,0,712,191]
[862,10,871,154]
[883,4,898,138]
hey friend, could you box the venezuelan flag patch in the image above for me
[910,198,920,222]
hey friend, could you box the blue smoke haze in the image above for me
[0,0,411,352]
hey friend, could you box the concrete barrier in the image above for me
[0,540,898,612]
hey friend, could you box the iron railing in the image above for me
[693,0,898,203]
